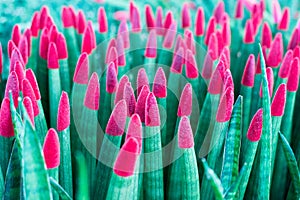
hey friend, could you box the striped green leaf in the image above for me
[49,177,72,200]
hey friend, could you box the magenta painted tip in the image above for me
[178,116,194,149]
[81,24,96,55]
[22,79,39,116]
[279,50,293,78]
[223,69,234,91]
[39,28,49,60]
[84,73,100,110]
[106,62,118,94]
[261,22,272,48]
[216,87,234,122]
[177,83,192,117]
[271,84,286,116]
[145,30,157,58]
[208,61,226,94]
[155,6,164,35]
[216,31,224,56]
[273,0,282,24]
[163,22,177,49]
[39,6,49,29]
[130,3,141,32]
[115,75,129,105]
[145,92,160,126]
[213,1,225,24]
[222,21,231,46]
[247,108,263,142]
[195,7,205,36]
[62,6,74,28]
[25,69,41,100]
[294,46,300,58]
[30,12,40,37]
[259,67,274,97]
[23,97,35,126]
[98,7,108,33]
[43,128,60,169]
[57,91,70,131]
[5,72,19,108]
[278,7,290,30]
[174,35,184,56]
[145,5,155,30]
[137,68,149,96]
[123,82,136,117]
[219,48,230,69]
[69,6,77,28]
[241,54,256,87]
[185,49,198,79]
[244,20,254,44]
[106,39,116,63]
[74,53,89,84]
[106,99,127,136]
[11,25,21,46]
[182,3,191,28]
[287,57,300,92]
[113,137,139,177]
[49,25,58,42]
[184,29,196,54]
[0,44,2,75]
[116,35,126,66]
[8,40,17,59]
[164,11,173,31]
[45,16,54,30]
[23,28,31,57]
[106,47,118,72]
[287,28,299,50]
[18,36,28,64]
[135,85,150,123]
[202,51,214,80]
[13,61,25,90]
[56,33,68,59]
[267,33,283,67]
[235,0,244,19]
[204,17,216,45]
[77,10,86,34]
[126,114,142,153]
[153,67,167,98]
[118,21,130,49]
[208,33,218,61]
[170,47,184,74]
[0,98,14,137]
[10,48,24,73]
[47,42,59,69]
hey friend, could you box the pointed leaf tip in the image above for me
[259,67,274,97]
[23,97,35,126]
[123,82,136,116]
[267,33,283,67]
[25,69,41,100]
[262,22,272,48]
[81,24,96,55]
[30,12,40,37]
[155,6,164,35]
[56,33,68,59]
[279,50,293,78]
[57,92,70,131]
[77,10,86,34]
[116,35,126,66]
[208,33,218,61]
[98,7,108,33]
[271,84,286,116]
[178,116,194,149]
[62,6,74,28]
[47,42,59,69]
[145,30,157,58]
[106,62,118,94]
[135,85,150,123]
[74,53,89,84]
[84,73,100,110]
[13,61,25,90]
[202,51,214,79]
[163,22,177,49]
[171,47,184,74]
[137,68,149,96]
[204,17,216,45]
[39,28,49,60]
[287,57,300,92]
[244,20,254,44]
[208,61,226,94]
[115,75,129,105]
[126,114,142,152]
[153,67,167,98]
[22,79,39,116]
[241,54,256,87]
[186,49,198,79]
[216,87,234,122]
[247,108,263,142]
[278,7,290,30]
[106,99,127,136]
[5,71,19,108]
[178,83,192,117]
[235,0,244,19]
[145,92,160,126]
[43,128,60,169]
[0,98,14,137]
[195,7,205,36]
[145,5,155,30]
[182,3,191,28]
[11,25,21,46]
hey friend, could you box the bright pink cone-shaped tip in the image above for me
[106,62,118,94]
[182,3,191,28]
[0,98,14,137]
[202,51,214,79]
[10,48,24,72]
[62,6,74,28]
[259,67,274,97]
[18,36,28,64]
[113,137,139,177]
[13,61,25,90]
[39,6,49,29]
[126,114,142,153]
[130,3,141,32]
[208,61,226,94]
[5,72,19,108]
[56,33,68,59]
[23,97,35,126]
[244,20,254,44]
[287,28,299,50]
[8,40,17,59]
[164,11,173,31]
[57,92,70,131]
[278,7,290,30]
[135,85,150,123]
[23,28,31,56]
[47,42,59,69]
[25,69,41,100]
[105,39,116,63]
[262,22,272,48]
[22,79,39,116]
[256,46,267,74]
[204,17,216,45]
[184,29,196,54]
[98,7,108,33]
[178,116,194,149]
[115,75,129,104]
[43,128,60,169]
[49,25,58,42]
[74,53,89,84]
[137,68,149,96]
[223,69,234,91]
[77,10,86,34]
[30,12,40,37]
[241,54,256,87]
[84,73,100,110]
[222,21,231,46]
[153,67,167,98]
[213,1,225,24]
[116,36,126,66]
[216,87,234,122]
[279,50,293,78]
[145,5,155,30]
[118,21,130,49]
[145,92,160,126]
[171,47,184,74]
[177,83,192,117]
[267,33,283,67]
[271,84,286,116]
[155,6,164,35]
[247,108,263,142]
[186,50,198,79]
[163,22,177,49]
[123,83,136,116]
[287,57,300,92]
[106,99,127,136]
[294,46,300,58]
[235,0,244,19]
[11,25,21,46]
[145,30,157,58]
[81,25,96,55]
[39,28,49,60]
[106,47,118,72]
[195,7,205,36]
[208,33,218,61]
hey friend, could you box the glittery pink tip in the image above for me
[273,0,282,24]
[163,22,177,49]
[213,1,225,24]
[137,68,149,96]
[202,51,213,79]
[130,3,141,32]
[73,53,89,84]
[118,21,130,49]
[77,10,86,34]
[223,69,234,91]
[153,67,167,98]
[81,24,96,55]
[11,25,21,46]
[222,21,231,46]
[84,73,100,110]
[22,79,39,116]
[145,92,160,126]
[208,61,226,94]
[204,17,216,45]
[57,92,70,131]
[47,42,59,69]
[106,47,118,72]
[184,29,196,54]
[13,61,25,90]
[279,50,293,78]
[241,54,256,87]
[62,6,74,28]
[155,6,164,35]
[113,137,139,177]
[10,48,24,72]
[126,114,142,153]
[244,20,254,44]
[98,7,108,33]
[195,7,205,36]
[23,28,31,57]
[18,36,28,64]
[247,108,263,142]
[208,33,218,61]
[106,62,118,94]
[106,39,116,63]
[288,28,298,50]
[115,75,129,104]
[256,46,267,74]
[25,69,41,100]
[145,30,157,58]
[135,85,150,123]
[8,40,17,59]
[23,97,35,126]
[182,3,191,28]
[39,28,49,60]
[235,0,244,19]
[177,83,192,117]
[0,44,2,74]
[164,11,173,31]
[43,128,60,169]
[271,84,286,116]
[267,33,283,67]
[216,31,224,56]
[39,6,49,29]
[219,52,229,70]
[5,72,19,108]
[171,47,184,74]
[106,99,127,136]
[262,22,272,48]
[216,87,234,122]
[294,46,300,58]
[116,36,126,66]
[287,57,300,92]
[49,25,58,43]
[259,67,274,97]
[31,12,40,37]
[56,33,68,59]
[0,98,14,137]
[123,83,136,117]
[278,7,290,30]
[178,116,194,148]
[145,5,155,30]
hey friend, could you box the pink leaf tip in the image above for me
[241,54,256,87]
[145,92,160,126]
[208,61,226,94]
[114,75,129,105]
[5,72,19,108]
[18,36,28,64]
[135,85,150,123]
[287,57,300,92]
[77,10,86,34]
[153,67,167,98]
[273,0,282,24]
[171,47,184,74]
[247,108,263,142]
[22,79,39,116]
[10,48,24,71]
[43,128,60,169]
[39,28,49,60]
[208,33,218,61]
[145,5,155,30]
[137,68,149,96]
[216,87,234,122]
[204,17,216,45]
[30,12,40,37]
[47,42,59,69]
[81,23,96,55]
[8,40,17,59]
[223,69,234,91]
[178,116,194,149]
[164,11,173,31]
[244,20,254,44]
[213,1,225,24]
[11,25,21,46]
[0,43,2,75]
[267,33,283,67]
[261,22,272,48]
[126,114,142,153]
[195,7,205,36]
[278,50,293,78]
[163,22,177,49]
[278,7,290,30]
[13,61,25,90]
[123,82,136,117]
[56,33,68,59]
[106,62,118,94]
[113,137,139,177]
[271,84,286,116]
[74,53,89,84]
[177,83,192,117]
[116,35,126,66]
[25,69,41,100]
[106,99,127,136]
[98,7,108,33]
[155,6,164,35]
[23,97,35,126]
[202,51,214,80]
[288,28,299,50]
[106,47,118,72]
[62,6,74,28]
[145,30,157,58]
[235,0,244,19]
[0,98,14,137]
[57,91,70,131]
[259,67,274,97]
[130,2,141,32]
[118,21,130,49]
[182,3,191,28]
[84,73,100,110]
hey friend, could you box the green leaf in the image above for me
[74,152,89,200]
[49,177,72,200]
[0,165,4,199]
